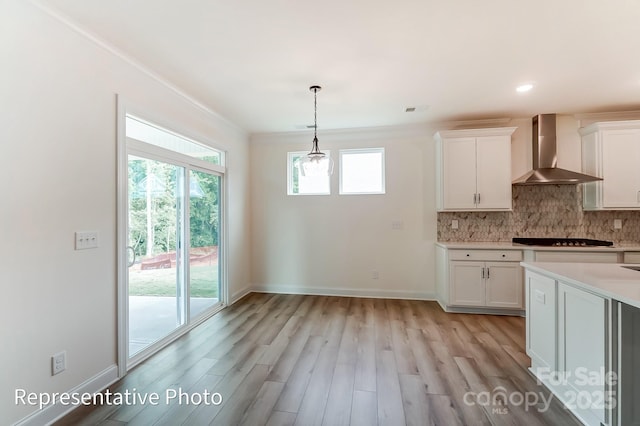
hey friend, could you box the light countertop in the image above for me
[436,241,640,251]
[521,262,640,309]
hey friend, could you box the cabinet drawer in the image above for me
[449,250,522,262]
[624,252,640,263]
[534,251,619,263]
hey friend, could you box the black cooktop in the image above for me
[512,237,614,247]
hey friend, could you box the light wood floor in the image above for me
[56,293,580,425]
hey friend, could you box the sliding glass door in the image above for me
[120,111,225,366]
[127,156,185,357]
[188,170,221,319]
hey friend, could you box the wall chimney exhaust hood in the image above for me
[512,114,602,185]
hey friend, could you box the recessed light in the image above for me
[516,84,534,93]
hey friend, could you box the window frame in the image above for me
[339,147,386,195]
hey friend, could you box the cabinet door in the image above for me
[557,282,607,426]
[449,261,484,306]
[476,135,512,210]
[602,128,640,208]
[526,271,557,372]
[442,137,477,210]
[485,262,523,308]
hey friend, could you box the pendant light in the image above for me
[297,85,334,176]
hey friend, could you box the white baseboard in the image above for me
[230,285,253,304]
[249,283,436,301]
[14,364,119,426]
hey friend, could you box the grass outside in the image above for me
[129,264,218,297]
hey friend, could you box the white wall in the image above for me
[250,125,438,299]
[0,1,250,424]
[248,115,585,304]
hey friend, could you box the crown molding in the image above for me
[250,122,432,145]
[574,110,640,126]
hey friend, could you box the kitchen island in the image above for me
[521,262,640,426]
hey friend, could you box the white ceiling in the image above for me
[39,0,640,133]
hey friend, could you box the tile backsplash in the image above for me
[437,185,640,244]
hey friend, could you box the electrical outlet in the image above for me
[614,219,622,229]
[451,219,459,229]
[391,220,403,230]
[52,351,66,376]
[372,270,379,280]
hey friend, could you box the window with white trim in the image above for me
[339,148,385,194]
[287,151,331,195]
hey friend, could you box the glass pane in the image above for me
[189,170,220,319]
[340,150,385,194]
[126,115,223,165]
[289,151,330,195]
[128,156,185,357]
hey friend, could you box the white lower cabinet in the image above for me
[446,250,523,310]
[526,270,612,426]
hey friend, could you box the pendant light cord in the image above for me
[314,87,318,140]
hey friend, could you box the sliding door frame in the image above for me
[116,96,228,376]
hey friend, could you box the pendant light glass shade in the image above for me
[297,85,334,176]
[297,138,334,177]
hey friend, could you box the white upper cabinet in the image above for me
[580,120,640,210]
[435,127,516,211]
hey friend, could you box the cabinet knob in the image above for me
[466,253,470,257]
[502,254,506,258]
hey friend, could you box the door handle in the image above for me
[481,267,485,279]
[127,246,136,267]
[473,193,477,205]
[477,193,480,204]
[486,267,490,279]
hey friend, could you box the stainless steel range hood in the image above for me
[512,114,602,185]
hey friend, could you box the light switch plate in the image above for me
[75,231,99,250]
[614,219,622,229]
